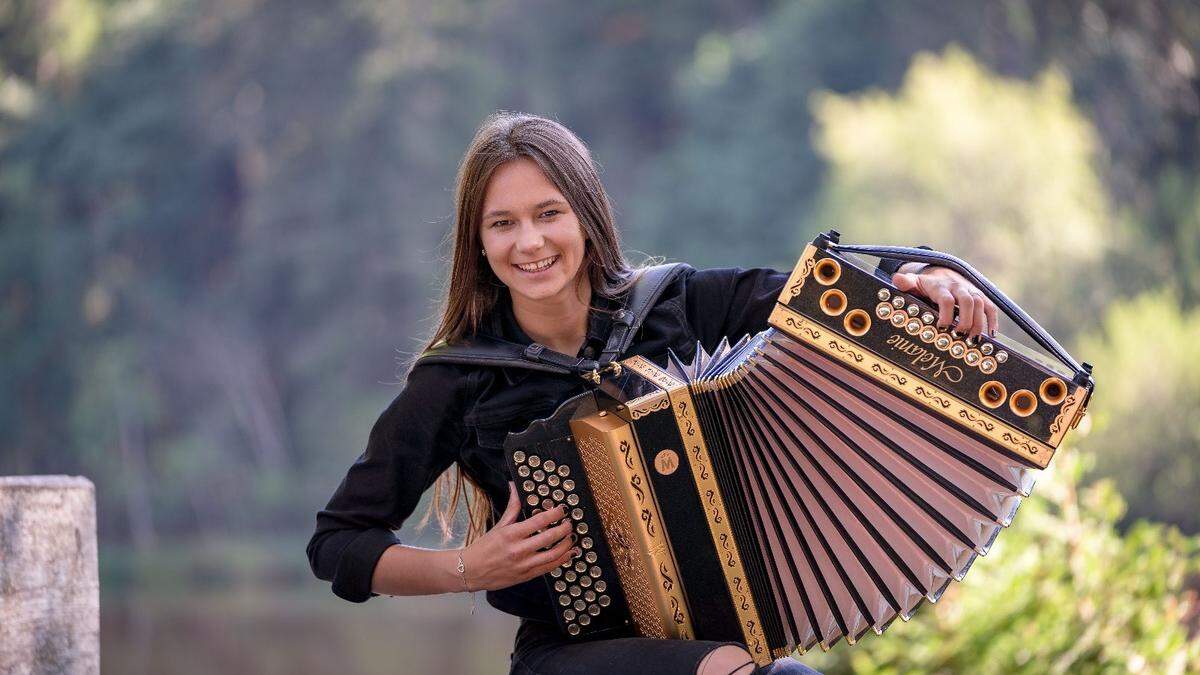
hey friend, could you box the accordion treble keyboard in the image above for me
[503,233,1094,665]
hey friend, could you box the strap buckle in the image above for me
[584,361,624,385]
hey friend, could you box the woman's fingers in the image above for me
[520,518,574,554]
[968,293,988,338]
[984,299,1000,336]
[498,482,522,527]
[511,504,569,538]
[950,284,976,335]
[931,286,956,329]
[529,533,578,576]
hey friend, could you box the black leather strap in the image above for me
[823,238,1092,384]
[416,263,689,376]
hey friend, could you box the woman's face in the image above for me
[479,158,589,307]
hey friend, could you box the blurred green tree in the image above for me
[1074,291,1200,534]
[804,453,1200,674]
[810,46,1112,338]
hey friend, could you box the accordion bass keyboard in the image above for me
[504,232,1094,665]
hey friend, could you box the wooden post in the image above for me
[0,476,99,675]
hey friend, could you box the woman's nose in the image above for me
[515,221,544,252]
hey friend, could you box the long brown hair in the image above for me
[420,112,637,545]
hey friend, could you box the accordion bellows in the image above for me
[504,234,1093,665]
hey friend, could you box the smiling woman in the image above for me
[306,112,993,675]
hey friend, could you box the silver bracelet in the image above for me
[456,551,476,615]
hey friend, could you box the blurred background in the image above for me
[2,0,1199,672]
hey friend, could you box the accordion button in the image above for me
[559,595,571,606]
[580,576,592,588]
[564,609,576,621]
[552,489,565,501]
[569,585,581,597]
[950,342,966,358]
[575,599,587,612]
[980,357,997,374]
[575,561,587,573]
[965,350,982,366]
[537,485,550,497]
[588,605,600,617]
[558,465,570,477]
[576,522,589,534]
[565,571,577,582]
[517,465,530,477]
[526,495,539,506]
[905,318,922,335]
[981,342,994,355]
[572,508,584,520]
[581,537,594,549]
[567,494,580,506]
[513,451,526,463]
[547,475,560,487]
[876,303,893,319]
[890,312,907,328]
[595,581,607,592]
[589,566,602,578]
[599,594,611,607]
[563,479,576,491]
[528,455,541,467]
[567,623,581,636]
[585,552,598,564]
[892,296,906,309]
[996,350,1008,363]
[585,590,596,602]
[544,460,556,472]
[551,567,563,578]
[578,614,591,626]
[542,499,555,510]
[533,470,546,482]
[522,480,535,492]
[935,334,952,350]
[877,288,891,301]
[920,327,937,343]
[907,304,920,317]
[554,580,567,592]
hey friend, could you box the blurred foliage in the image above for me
[1,0,1198,671]
[1075,292,1200,533]
[805,453,1200,675]
[811,46,1111,337]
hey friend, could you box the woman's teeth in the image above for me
[515,255,559,273]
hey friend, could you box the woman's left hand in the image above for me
[891,267,1000,339]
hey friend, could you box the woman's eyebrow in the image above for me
[483,199,567,219]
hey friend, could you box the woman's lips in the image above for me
[513,255,560,274]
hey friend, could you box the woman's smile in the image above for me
[514,254,561,274]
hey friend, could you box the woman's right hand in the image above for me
[459,482,579,592]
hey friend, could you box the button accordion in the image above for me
[504,231,1094,665]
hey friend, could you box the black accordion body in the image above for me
[503,232,1095,665]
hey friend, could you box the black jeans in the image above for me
[509,619,822,675]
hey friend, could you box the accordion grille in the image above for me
[575,430,670,639]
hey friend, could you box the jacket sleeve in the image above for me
[683,248,933,349]
[306,363,470,603]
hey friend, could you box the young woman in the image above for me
[306,112,999,675]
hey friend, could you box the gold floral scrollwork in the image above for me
[1003,432,1038,455]
[1049,391,1080,436]
[958,408,995,431]
[871,362,908,386]
[785,257,816,301]
[914,385,952,409]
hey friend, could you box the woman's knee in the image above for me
[696,644,756,675]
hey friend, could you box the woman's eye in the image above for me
[490,220,511,228]
[540,209,560,219]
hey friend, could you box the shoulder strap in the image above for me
[416,263,689,376]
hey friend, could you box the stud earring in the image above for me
[481,249,487,257]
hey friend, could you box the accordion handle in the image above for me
[824,238,1093,386]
